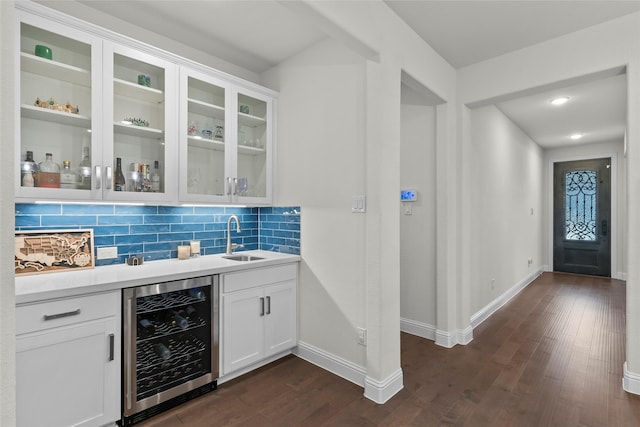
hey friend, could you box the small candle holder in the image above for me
[177,245,190,260]
[190,240,201,257]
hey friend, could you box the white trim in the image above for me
[218,350,293,385]
[435,325,473,348]
[471,267,544,329]
[623,362,640,395]
[546,151,618,277]
[294,341,366,387]
[400,318,436,340]
[617,272,627,281]
[364,369,404,404]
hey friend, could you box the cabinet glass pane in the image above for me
[237,94,267,198]
[186,77,226,196]
[20,23,93,190]
[112,54,166,193]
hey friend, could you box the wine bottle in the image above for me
[114,157,126,191]
[138,317,156,339]
[164,310,188,330]
[185,305,198,319]
[188,288,205,300]
[153,342,171,360]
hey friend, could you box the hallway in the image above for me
[140,272,640,426]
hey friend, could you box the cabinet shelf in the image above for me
[20,52,91,87]
[115,122,164,138]
[238,112,266,128]
[21,104,91,128]
[188,98,224,120]
[187,136,265,156]
[114,78,164,103]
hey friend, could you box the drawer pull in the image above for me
[43,309,81,321]
[260,297,265,316]
[266,296,271,315]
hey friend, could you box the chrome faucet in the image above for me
[226,215,243,255]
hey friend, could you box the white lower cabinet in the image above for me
[221,263,297,376]
[16,291,121,427]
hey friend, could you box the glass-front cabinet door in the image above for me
[235,88,272,204]
[103,43,177,202]
[16,13,102,201]
[179,68,230,203]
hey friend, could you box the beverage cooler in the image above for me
[121,275,219,425]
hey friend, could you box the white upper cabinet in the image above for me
[178,67,274,205]
[15,3,276,206]
[16,11,103,201]
[102,42,178,202]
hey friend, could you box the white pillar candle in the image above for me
[178,245,190,260]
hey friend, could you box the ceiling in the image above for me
[55,0,638,149]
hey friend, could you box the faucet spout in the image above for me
[226,215,242,255]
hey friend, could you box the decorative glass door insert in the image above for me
[564,170,597,241]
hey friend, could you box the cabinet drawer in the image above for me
[222,263,297,294]
[16,291,119,335]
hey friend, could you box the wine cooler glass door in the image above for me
[122,275,219,421]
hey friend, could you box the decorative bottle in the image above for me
[78,146,92,190]
[21,151,38,187]
[114,157,126,191]
[151,160,161,192]
[60,160,78,189]
[38,153,60,188]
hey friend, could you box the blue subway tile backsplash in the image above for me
[15,204,300,266]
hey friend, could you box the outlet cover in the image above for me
[352,195,366,213]
[97,246,118,260]
[357,327,367,346]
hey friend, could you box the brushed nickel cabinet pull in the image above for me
[43,309,81,321]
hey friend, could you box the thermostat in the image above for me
[400,189,417,202]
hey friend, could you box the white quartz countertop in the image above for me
[15,250,300,304]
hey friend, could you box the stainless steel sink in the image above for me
[223,254,265,262]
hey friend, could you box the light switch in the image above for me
[352,195,366,213]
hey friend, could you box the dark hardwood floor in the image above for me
[138,272,640,426]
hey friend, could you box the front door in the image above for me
[553,158,611,277]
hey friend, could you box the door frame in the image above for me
[547,151,619,278]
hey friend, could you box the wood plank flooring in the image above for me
[138,272,640,426]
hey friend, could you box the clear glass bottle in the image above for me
[21,151,38,187]
[38,153,60,188]
[151,160,161,192]
[114,157,126,191]
[60,160,78,189]
[78,146,92,190]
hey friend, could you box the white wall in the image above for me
[400,104,437,329]
[262,38,368,368]
[0,2,16,425]
[543,140,627,278]
[469,105,543,314]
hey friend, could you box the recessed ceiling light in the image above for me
[570,133,583,140]
[550,96,570,106]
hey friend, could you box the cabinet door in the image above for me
[102,42,177,202]
[221,287,265,375]
[264,280,297,357]
[16,319,119,427]
[234,87,273,204]
[178,67,232,203]
[16,12,103,202]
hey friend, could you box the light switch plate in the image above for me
[352,195,366,213]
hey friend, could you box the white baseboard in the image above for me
[616,272,627,281]
[218,350,293,385]
[294,341,366,387]
[470,267,544,329]
[400,318,436,340]
[364,368,404,404]
[623,362,640,395]
[435,325,473,348]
